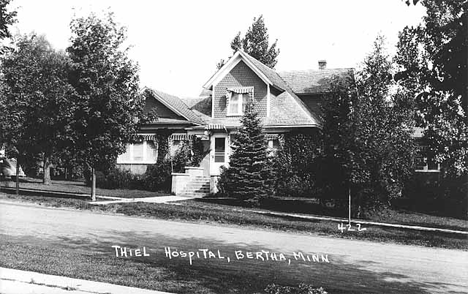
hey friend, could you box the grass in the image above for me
[1,192,466,250]
[112,200,468,250]
[0,238,339,294]
[0,177,168,198]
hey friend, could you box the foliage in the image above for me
[66,12,143,174]
[142,160,172,192]
[0,0,16,40]
[321,36,416,214]
[190,136,209,167]
[218,15,280,69]
[0,34,75,183]
[171,136,210,173]
[274,131,322,197]
[171,141,190,173]
[217,103,275,204]
[396,0,467,176]
[264,283,328,294]
[94,168,141,190]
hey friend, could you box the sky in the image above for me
[8,0,426,98]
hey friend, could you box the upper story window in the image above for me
[226,87,254,116]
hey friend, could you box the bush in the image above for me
[264,283,328,294]
[142,160,172,192]
[274,131,321,198]
[84,167,142,190]
[172,142,190,173]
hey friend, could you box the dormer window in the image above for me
[226,87,254,116]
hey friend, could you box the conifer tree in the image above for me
[218,103,274,204]
[217,15,280,69]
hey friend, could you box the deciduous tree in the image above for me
[396,0,467,176]
[321,37,416,215]
[0,34,75,186]
[67,12,143,200]
[0,0,16,40]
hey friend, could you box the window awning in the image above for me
[265,134,279,140]
[227,86,254,94]
[170,133,195,141]
[205,124,226,130]
[137,134,157,141]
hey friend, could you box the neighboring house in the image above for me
[117,50,351,196]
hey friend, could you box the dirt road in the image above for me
[0,201,467,293]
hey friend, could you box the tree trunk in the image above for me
[15,155,20,196]
[43,154,51,185]
[91,167,96,201]
[348,186,352,225]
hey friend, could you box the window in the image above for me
[226,87,254,116]
[228,93,246,115]
[415,145,439,172]
[214,138,225,162]
[116,140,158,164]
[267,139,280,156]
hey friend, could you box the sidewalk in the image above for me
[0,267,173,294]
[89,195,193,205]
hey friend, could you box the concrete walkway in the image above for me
[0,267,173,294]
[89,195,193,205]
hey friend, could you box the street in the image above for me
[1,201,467,293]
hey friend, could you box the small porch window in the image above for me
[214,138,226,163]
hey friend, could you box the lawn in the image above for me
[0,237,334,294]
[1,192,467,250]
[0,177,168,198]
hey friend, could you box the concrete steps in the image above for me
[179,177,210,198]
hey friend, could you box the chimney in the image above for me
[318,60,327,70]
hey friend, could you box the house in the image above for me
[117,50,351,196]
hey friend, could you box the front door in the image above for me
[210,134,228,176]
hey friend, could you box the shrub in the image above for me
[172,142,190,173]
[274,131,321,198]
[84,167,141,190]
[264,283,328,294]
[142,160,172,192]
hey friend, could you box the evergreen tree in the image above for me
[217,15,280,69]
[218,103,274,204]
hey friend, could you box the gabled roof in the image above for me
[202,51,323,128]
[239,51,289,91]
[203,50,287,91]
[144,88,204,125]
[279,68,353,94]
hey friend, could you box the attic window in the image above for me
[226,87,254,116]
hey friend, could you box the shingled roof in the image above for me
[265,91,320,127]
[144,88,204,125]
[279,68,352,94]
[240,51,289,91]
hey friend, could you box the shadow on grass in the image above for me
[1,229,458,294]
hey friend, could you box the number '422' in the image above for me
[338,223,367,233]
